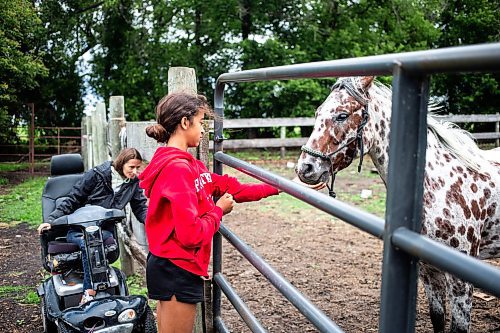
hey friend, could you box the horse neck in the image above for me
[365,99,391,184]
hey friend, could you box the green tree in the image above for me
[224,0,441,135]
[431,0,499,127]
[33,0,101,127]
[33,0,497,131]
[0,0,47,144]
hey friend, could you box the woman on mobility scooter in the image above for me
[38,147,148,305]
[38,150,155,333]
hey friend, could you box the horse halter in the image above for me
[300,78,370,197]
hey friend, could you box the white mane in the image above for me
[363,79,493,172]
[427,116,494,172]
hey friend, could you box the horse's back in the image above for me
[482,146,500,165]
[423,133,499,258]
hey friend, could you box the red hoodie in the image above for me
[139,147,279,277]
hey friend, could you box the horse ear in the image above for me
[360,76,375,90]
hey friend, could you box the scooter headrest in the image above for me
[50,154,84,176]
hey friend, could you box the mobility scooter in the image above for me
[37,154,156,333]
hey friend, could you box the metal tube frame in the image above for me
[212,43,500,333]
[212,152,500,296]
[213,272,267,333]
[219,224,343,333]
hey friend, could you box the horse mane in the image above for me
[426,115,494,172]
[359,78,493,172]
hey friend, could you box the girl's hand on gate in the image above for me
[216,193,234,215]
[291,176,326,191]
[37,223,52,234]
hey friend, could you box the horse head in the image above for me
[296,76,376,185]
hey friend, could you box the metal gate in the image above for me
[210,43,500,332]
[0,103,81,174]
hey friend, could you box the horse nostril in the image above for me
[298,163,314,177]
[304,163,313,174]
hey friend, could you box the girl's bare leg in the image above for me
[157,295,196,333]
[156,301,162,331]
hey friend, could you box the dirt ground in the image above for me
[0,161,499,333]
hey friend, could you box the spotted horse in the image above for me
[295,76,500,333]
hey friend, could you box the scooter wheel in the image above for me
[135,306,157,333]
[41,297,57,333]
[57,321,75,333]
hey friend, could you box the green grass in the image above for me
[0,153,386,231]
[259,182,386,219]
[126,273,156,309]
[111,261,155,307]
[0,176,45,227]
[127,274,148,296]
[0,162,50,172]
[0,162,28,172]
[228,148,303,161]
[337,184,387,217]
[0,285,39,304]
[0,162,29,172]
[224,155,387,219]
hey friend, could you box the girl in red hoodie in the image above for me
[139,92,323,333]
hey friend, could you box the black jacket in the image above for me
[48,161,148,224]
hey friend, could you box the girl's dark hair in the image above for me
[145,92,213,143]
[112,148,143,177]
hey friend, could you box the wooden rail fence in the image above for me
[212,114,500,156]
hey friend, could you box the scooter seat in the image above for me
[48,241,79,254]
[45,237,119,273]
[47,237,117,255]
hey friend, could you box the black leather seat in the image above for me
[40,154,119,273]
[41,154,85,223]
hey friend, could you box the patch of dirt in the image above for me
[0,223,44,333]
[0,173,33,195]
[220,203,500,332]
[0,160,499,332]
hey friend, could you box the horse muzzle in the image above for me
[295,161,330,185]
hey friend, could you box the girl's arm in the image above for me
[162,162,223,249]
[210,173,279,203]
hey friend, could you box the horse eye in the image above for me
[335,113,349,122]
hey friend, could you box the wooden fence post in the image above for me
[86,114,94,169]
[168,66,211,333]
[496,112,499,147]
[81,116,88,170]
[109,96,136,276]
[280,126,286,159]
[168,67,197,94]
[109,97,125,159]
[92,102,109,165]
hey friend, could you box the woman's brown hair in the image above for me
[145,92,213,143]
[112,148,143,177]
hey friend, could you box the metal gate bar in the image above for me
[213,272,267,333]
[212,42,500,332]
[219,224,344,333]
[392,227,500,296]
[214,152,385,238]
[214,151,500,294]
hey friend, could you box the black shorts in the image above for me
[146,253,204,304]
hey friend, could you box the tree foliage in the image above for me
[431,0,499,120]
[0,0,47,142]
[1,0,498,139]
[32,0,101,126]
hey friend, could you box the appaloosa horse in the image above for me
[296,76,500,333]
